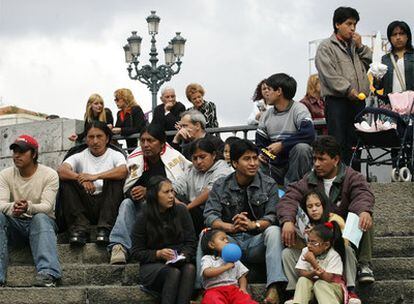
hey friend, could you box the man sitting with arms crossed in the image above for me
[58,121,128,246]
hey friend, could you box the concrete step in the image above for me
[10,234,413,267]
[371,183,414,216]
[0,281,413,304]
[6,257,414,287]
[373,235,414,257]
[372,257,414,280]
[374,216,414,236]
[0,285,154,304]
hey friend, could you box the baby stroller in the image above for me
[352,91,414,182]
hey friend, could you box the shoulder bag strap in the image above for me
[390,53,407,91]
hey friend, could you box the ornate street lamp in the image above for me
[123,11,186,112]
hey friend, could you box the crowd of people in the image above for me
[0,5,412,304]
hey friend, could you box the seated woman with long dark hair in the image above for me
[131,176,197,304]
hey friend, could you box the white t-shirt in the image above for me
[64,148,126,194]
[323,177,336,198]
[392,57,405,93]
[295,247,343,275]
[200,255,249,289]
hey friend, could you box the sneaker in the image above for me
[33,273,57,287]
[358,263,375,283]
[110,244,127,265]
[348,291,361,304]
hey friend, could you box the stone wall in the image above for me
[0,118,84,170]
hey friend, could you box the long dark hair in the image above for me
[145,176,183,246]
[200,229,223,256]
[300,189,331,224]
[387,20,413,52]
[312,222,346,272]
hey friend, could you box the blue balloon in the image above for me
[222,243,242,262]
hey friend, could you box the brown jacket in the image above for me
[277,163,375,224]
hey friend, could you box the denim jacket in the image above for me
[380,50,414,94]
[203,171,279,227]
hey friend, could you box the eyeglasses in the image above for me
[307,241,321,247]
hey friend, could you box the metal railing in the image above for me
[113,119,326,152]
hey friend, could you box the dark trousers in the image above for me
[151,263,196,304]
[189,207,205,236]
[358,226,374,265]
[60,180,124,233]
[325,96,365,170]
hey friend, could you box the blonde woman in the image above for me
[299,74,325,120]
[185,83,218,128]
[68,93,114,142]
[112,88,147,150]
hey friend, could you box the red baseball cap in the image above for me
[9,135,39,151]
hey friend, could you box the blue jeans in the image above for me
[0,213,62,283]
[195,225,287,288]
[108,198,142,253]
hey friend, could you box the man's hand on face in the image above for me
[352,32,362,49]
[164,101,174,112]
[131,186,147,201]
[12,199,28,217]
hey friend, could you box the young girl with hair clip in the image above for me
[287,189,361,304]
[200,229,257,304]
[292,222,347,304]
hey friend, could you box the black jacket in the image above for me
[131,204,197,264]
[115,106,147,150]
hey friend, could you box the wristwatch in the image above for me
[255,221,261,231]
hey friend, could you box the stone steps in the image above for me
[9,234,413,266]
[2,182,412,303]
[0,281,413,304]
[374,216,414,236]
[6,257,414,287]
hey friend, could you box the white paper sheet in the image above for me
[343,212,363,248]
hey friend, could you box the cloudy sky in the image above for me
[0,0,413,126]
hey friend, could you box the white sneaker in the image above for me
[110,244,127,264]
[348,298,361,304]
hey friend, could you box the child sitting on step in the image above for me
[292,222,346,304]
[200,229,257,304]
